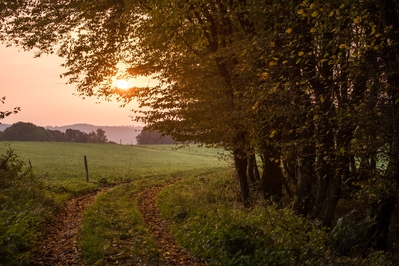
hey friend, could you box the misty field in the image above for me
[0,141,229,193]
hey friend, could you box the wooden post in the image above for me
[84,155,89,182]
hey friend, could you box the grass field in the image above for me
[0,141,230,265]
[0,141,229,194]
[0,142,394,266]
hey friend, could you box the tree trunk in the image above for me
[317,175,341,227]
[233,148,250,205]
[367,197,397,250]
[310,93,341,226]
[293,146,315,216]
[312,154,342,227]
[259,156,283,202]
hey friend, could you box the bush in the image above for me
[0,148,55,265]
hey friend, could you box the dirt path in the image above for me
[30,182,203,266]
[30,191,100,265]
[137,183,204,266]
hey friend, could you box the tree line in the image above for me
[0,122,109,143]
[135,128,177,145]
[1,0,398,255]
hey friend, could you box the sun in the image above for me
[116,79,130,90]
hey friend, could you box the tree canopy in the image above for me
[1,122,110,143]
[1,0,399,253]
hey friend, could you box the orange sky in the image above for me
[0,44,147,127]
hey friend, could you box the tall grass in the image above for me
[157,173,393,266]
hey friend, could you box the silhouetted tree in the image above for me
[47,129,66,142]
[1,122,52,141]
[65,128,88,143]
[136,128,176,145]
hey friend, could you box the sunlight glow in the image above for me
[116,79,130,90]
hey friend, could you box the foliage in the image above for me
[158,173,394,266]
[0,122,110,143]
[0,147,57,265]
[2,0,399,254]
[88,128,108,143]
[1,122,53,141]
[0,96,20,121]
[136,128,176,145]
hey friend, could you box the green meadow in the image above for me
[0,142,393,265]
[0,141,230,265]
[0,141,229,193]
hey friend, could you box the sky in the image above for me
[0,44,149,127]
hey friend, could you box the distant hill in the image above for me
[0,123,10,132]
[46,124,142,144]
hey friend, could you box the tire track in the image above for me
[137,182,204,266]
[30,191,99,265]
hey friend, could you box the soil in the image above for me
[30,191,100,265]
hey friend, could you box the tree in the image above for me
[88,128,108,143]
[1,122,53,141]
[0,0,257,203]
[65,128,89,143]
[2,0,399,251]
[136,128,176,145]
[47,129,66,142]
[247,0,399,245]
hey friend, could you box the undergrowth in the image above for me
[157,171,394,266]
[0,148,60,265]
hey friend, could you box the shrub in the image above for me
[0,148,55,265]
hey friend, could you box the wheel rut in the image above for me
[30,181,203,266]
[30,191,100,265]
[137,182,204,266]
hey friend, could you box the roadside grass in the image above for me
[157,172,393,266]
[0,141,228,265]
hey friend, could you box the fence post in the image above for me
[84,155,89,182]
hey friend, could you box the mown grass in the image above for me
[157,173,394,266]
[0,141,229,265]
